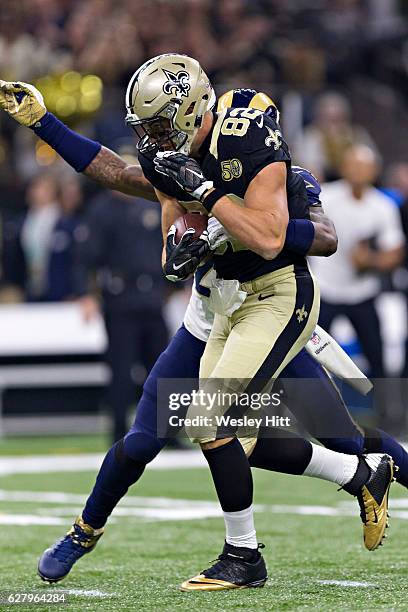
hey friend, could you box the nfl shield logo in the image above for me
[311,332,321,345]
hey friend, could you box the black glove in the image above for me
[154,152,213,201]
[164,224,210,282]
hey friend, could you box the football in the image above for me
[173,212,208,244]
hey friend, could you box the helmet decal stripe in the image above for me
[125,71,140,110]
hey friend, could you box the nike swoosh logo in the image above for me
[173,261,189,271]
[258,293,274,301]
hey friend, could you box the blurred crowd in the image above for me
[1,0,408,179]
[1,0,408,432]
[1,0,407,88]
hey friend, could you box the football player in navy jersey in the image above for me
[1,70,404,591]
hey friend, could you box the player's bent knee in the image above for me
[184,419,217,445]
[123,431,163,465]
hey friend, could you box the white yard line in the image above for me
[2,447,407,476]
[0,490,229,523]
[0,514,65,525]
[3,488,408,526]
[2,448,408,526]
[0,489,219,508]
[0,450,206,476]
[57,589,114,598]
[267,504,354,517]
[317,580,377,588]
[340,497,408,510]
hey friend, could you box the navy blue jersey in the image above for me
[140,108,310,282]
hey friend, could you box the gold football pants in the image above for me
[185,265,320,453]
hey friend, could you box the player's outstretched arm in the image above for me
[83,147,156,200]
[0,80,156,201]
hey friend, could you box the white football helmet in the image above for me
[125,53,215,155]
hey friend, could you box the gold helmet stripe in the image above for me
[249,92,276,112]
[216,89,280,121]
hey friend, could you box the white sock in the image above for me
[303,443,359,486]
[223,505,257,549]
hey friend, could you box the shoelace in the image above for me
[52,530,91,563]
[204,556,234,577]
[204,543,265,576]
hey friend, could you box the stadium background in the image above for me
[1,2,408,610]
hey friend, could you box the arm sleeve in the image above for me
[32,112,101,173]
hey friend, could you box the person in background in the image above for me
[1,171,87,303]
[46,173,84,302]
[73,183,168,442]
[310,145,405,385]
[293,92,376,181]
[19,172,60,301]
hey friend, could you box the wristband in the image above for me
[202,188,225,213]
[32,112,101,172]
[193,180,214,201]
[284,219,315,256]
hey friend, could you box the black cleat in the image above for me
[180,542,267,591]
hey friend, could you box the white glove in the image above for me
[207,216,230,251]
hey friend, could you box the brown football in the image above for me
[173,212,208,244]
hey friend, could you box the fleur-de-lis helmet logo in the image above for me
[162,69,191,97]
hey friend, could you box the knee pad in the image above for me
[363,426,383,453]
[122,431,163,465]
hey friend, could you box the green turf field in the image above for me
[0,434,108,456]
[0,437,407,611]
